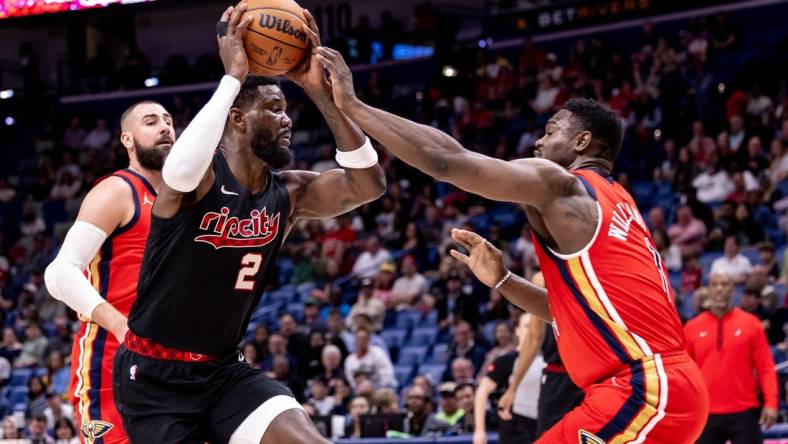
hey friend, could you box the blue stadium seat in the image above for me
[32,367,47,379]
[394,365,413,388]
[381,329,408,350]
[416,364,446,385]
[9,387,28,405]
[9,369,32,387]
[286,303,304,322]
[408,327,438,346]
[741,248,759,265]
[394,310,420,330]
[398,345,428,367]
[483,321,499,343]
[429,343,449,364]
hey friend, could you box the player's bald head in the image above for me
[120,100,168,131]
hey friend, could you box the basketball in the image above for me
[241,0,309,77]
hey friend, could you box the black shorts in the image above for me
[536,369,585,437]
[696,408,763,444]
[113,345,295,444]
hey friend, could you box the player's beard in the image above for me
[251,125,292,170]
[135,139,168,171]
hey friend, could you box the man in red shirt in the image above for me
[685,272,778,444]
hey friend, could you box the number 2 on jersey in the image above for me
[235,253,263,291]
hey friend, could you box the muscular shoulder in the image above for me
[510,158,584,198]
[76,175,135,233]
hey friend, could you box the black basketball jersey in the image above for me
[128,152,291,355]
[541,326,562,365]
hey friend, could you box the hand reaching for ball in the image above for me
[315,47,358,111]
[218,1,254,82]
[285,9,327,92]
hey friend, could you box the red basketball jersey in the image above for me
[70,168,155,443]
[84,169,155,316]
[532,168,685,388]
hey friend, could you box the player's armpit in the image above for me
[153,169,215,219]
[283,165,385,220]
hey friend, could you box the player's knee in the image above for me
[258,408,329,444]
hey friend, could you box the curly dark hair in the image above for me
[563,98,623,163]
[232,75,280,110]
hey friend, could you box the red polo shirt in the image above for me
[684,308,778,414]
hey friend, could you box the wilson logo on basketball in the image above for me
[196,207,280,249]
[258,14,307,44]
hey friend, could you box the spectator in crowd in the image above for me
[62,116,86,149]
[449,357,475,385]
[372,388,399,414]
[346,277,385,332]
[434,269,479,328]
[259,332,295,373]
[16,323,49,368]
[43,392,74,430]
[710,236,753,284]
[727,115,747,152]
[352,236,391,279]
[0,327,23,363]
[668,205,708,257]
[242,342,261,369]
[50,172,81,200]
[27,376,48,418]
[473,312,543,444]
[758,241,780,280]
[479,322,516,377]
[443,320,487,379]
[26,414,52,443]
[308,377,336,416]
[435,381,465,429]
[53,417,79,443]
[279,313,308,358]
[302,299,327,334]
[651,230,683,272]
[320,344,345,382]
[403,385,449,436]
[693,156,735,204]
[44,350,69,397]
[83,118,112,150]
[454,382,475,433]
[343,325,396,389]
[0,177,18,203]
[685,272,778,443]
[269,355,305,403]
[740,286,766,319]
[344,395,371,438]
[2,415,20,439]
[391,255,429,309]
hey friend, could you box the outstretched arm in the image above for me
[451,228,551,321]
[315,47,576,210]
[284,11,385,220]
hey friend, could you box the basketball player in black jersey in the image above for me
[112,4,385,444]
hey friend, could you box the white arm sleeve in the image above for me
[162,75,242,192]
[44,221,108,319]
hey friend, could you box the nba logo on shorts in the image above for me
[130,364,137,381]
[81,420,113,440]
[579,430,605,444]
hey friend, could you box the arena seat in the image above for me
[8,387,28,405]
[381,329,408,350]
[394,365,414,389]
[428,343,449,364]
[408,327,438,346]
[9,369,32,387]
[417,364,446,385]
[397,346,428,367]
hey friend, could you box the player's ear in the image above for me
[120,130,134,150]
[574,130,592,153]
[228,107,247,132]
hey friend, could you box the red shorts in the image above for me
[69,322,129,444]
[537,352,709,444]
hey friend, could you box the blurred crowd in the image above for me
[0,7,787,442]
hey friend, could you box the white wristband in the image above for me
[335,137,378,169]
[494,270,513,289]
